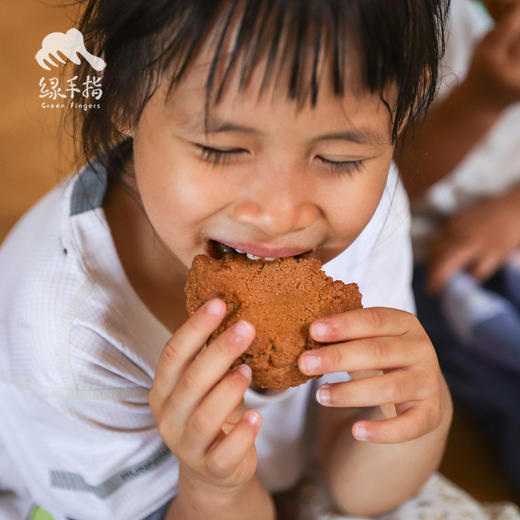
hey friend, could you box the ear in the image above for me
[119,127,134,138]
[113,117,134,139]
[112,106,134,139]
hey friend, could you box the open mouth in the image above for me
[206,239,314,261]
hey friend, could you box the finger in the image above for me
[222,400,247,435]
[309,307,413,344]
[352,404,440,443]
[470,253,504,281]
[183,365,251,456]
[427,243,477,294]
[151,298,227,406]
[300,334,423,376]
[165,320,255,428]
[315,369,430,408]
[205,411,262,479]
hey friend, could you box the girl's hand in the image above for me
[298,307,445,444]
[149,298,262,497]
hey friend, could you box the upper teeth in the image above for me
[234,248,276,261]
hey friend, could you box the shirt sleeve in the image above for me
[6,325,179,520]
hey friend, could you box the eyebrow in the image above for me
[314,130,386,145]
[207,121,261,135]
[199,117,386,145]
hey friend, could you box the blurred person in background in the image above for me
[397,0,520,500]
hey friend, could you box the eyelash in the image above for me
[316,156,364,176]
[197,145,246,166]
[196,145,365,176]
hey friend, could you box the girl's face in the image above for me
[131,57,395,270]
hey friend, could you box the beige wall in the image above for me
[0,2,77,242]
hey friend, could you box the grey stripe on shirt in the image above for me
[70,163,107,216]
[50,442,172,499]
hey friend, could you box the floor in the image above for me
[1,0,517,508]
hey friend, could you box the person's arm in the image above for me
[165,473,274,520]
[298,308,453,517]
[318,381,452,517]
[395,80,502,200]
[396,5,520,201]
[149,299,275,520]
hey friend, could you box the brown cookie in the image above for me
[185,254,363,391]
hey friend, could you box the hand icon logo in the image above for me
[35,28,106,71]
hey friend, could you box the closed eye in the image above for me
[196,144,248,165]
[316,156,365,176]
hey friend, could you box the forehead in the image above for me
[154,2,399,142]
[166,48,359,108]
[160,29,394,134]
[159,67,394,146]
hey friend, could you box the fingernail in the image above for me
[353,424,369,441]
[245,410,261,426]
[316,386,330,405]
[234,364,251,379]
[232,320,253,338]
[311,321,329,339]
[301,353,321,373]
[204,299,223,315]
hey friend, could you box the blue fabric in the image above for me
[413,265,520,501]
[472,313,520,372]
[504,260,520,309]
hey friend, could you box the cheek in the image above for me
[132,117,228,239]
[328,155,392,239]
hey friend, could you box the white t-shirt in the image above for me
[0,160,414,520]
[421,0,520,215]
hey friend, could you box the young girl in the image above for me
[0,1,453,519]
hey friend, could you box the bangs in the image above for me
[73,0,448,174]
[153,0,447,140]
[195,1,348,109]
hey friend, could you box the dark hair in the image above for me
[71,0,450,181]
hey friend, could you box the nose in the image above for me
[232,168,320,237]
